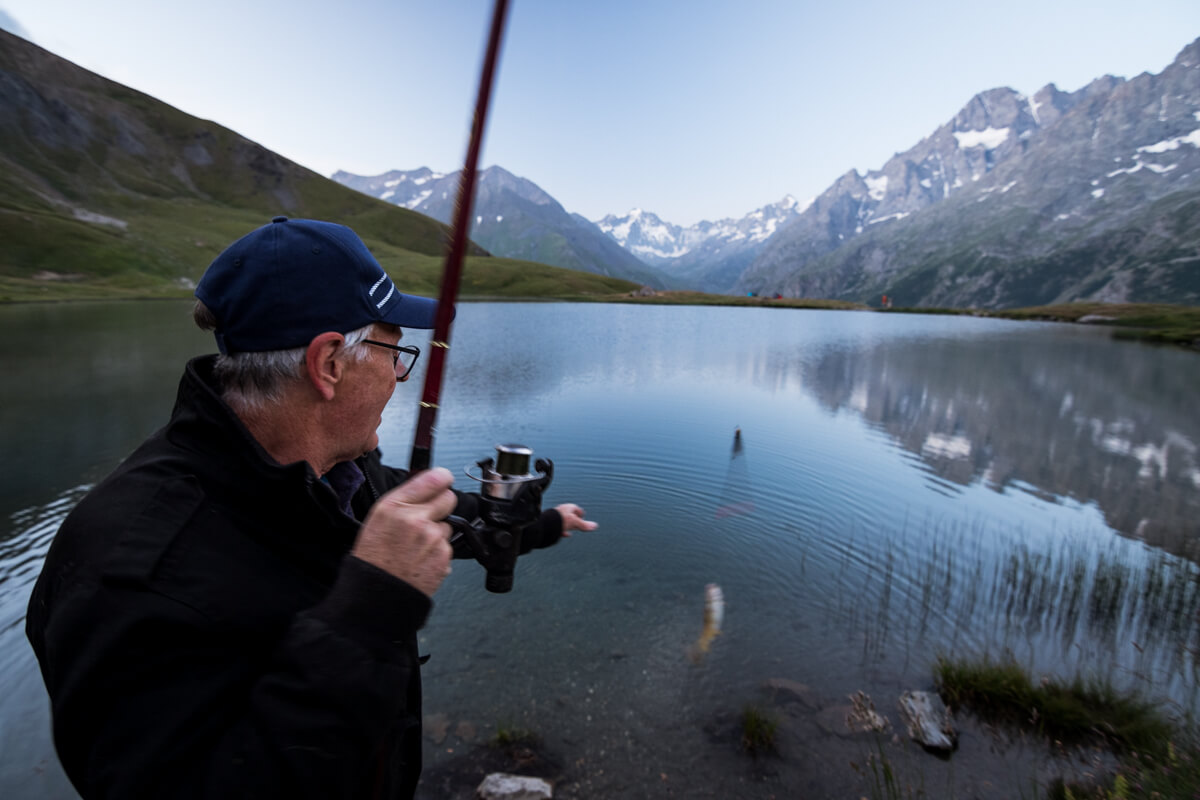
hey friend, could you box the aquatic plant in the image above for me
[855,736,925,800]
[1047,739,1200,799]
[934,656,1172,756]
[491,723,538,748]
[846,516,1200,715]
[739,704,779,755]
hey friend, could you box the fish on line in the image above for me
[688,583,724,662]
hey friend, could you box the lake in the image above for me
[1,300,1197,798]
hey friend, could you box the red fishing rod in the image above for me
[410,0,511,473]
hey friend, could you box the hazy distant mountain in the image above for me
[333,166,673,289]
[735,38,1200,308]
[596,196,806,292]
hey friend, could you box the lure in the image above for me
[689,583,725,662]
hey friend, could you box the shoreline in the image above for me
[3,291,1197,352]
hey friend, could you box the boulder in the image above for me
[423,713,451,744]
[763,677,818,709]
[814,691,890,737]
[476,773,553,800]
[898,690,957,752]
[846,690,890,733]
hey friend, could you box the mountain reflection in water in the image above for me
[803,330,1200,559]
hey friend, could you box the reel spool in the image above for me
[465,444,549,500]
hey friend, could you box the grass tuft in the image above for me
[935,657,1200,798]
[490,723,538,749]
[1046,740,1200,799]
[935,656,1173,757]
[740,704,780,755]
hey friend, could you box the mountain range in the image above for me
[340,37,1200,308]
[736,40,1200,308]
[5,19,1197,310]
[595,197,805,292]
[332,166,673,289]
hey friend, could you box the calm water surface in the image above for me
[1,301,1197,798]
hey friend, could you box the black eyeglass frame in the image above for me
[362,339,422,382]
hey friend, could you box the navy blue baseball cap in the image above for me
[195,217,441,354]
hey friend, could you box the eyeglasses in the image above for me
[362,339,422,382]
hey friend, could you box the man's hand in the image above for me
[556,503,598,538]
[353,468,457,597]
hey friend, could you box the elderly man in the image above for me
[26,217,596,799]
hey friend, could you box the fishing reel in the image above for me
[448,444,553,593]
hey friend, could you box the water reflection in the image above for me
[0,302,211,523]
[800,329,1200,555]
[0,489,86,799]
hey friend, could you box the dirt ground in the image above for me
[416,678,1120,799]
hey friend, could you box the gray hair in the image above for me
[192,300,374,413]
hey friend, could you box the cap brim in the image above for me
[380,292,443,330]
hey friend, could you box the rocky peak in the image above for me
[736,36,1200,308]
[479,165,556,206]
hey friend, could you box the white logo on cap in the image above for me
[369,273,395,309]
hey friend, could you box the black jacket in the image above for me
[26,355,563,799]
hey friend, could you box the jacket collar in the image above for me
[169,355,314,485]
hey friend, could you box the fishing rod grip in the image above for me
[409,447,431,474]
[409,403,438,472]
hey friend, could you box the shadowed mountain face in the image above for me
[736,39,1200,308]
[0,28,471,296]
[802,331,1200,560]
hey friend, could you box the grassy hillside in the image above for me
[0,30,641,303]
[989,301,1200,348]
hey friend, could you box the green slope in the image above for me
[0,29,638,302]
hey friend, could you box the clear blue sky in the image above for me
[3,1,1198,226]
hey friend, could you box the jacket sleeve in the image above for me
[354,448,481,524]
[31,548,429,800]
[518,507,564,554]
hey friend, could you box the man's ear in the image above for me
[304,332,347,401]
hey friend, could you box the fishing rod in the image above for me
[407,0,553,594]
[410,0,511,474]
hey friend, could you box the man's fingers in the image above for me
[556,503,598,533]
[385,467,455,507]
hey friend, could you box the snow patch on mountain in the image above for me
[1137,127,1200,153]
[868,211,909,226]
[406,190,432,208]
[865,175,888,201]
[953,127,1010,149]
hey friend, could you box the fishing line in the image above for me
[409,0,511,473]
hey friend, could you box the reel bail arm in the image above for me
[449,444,554,593]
